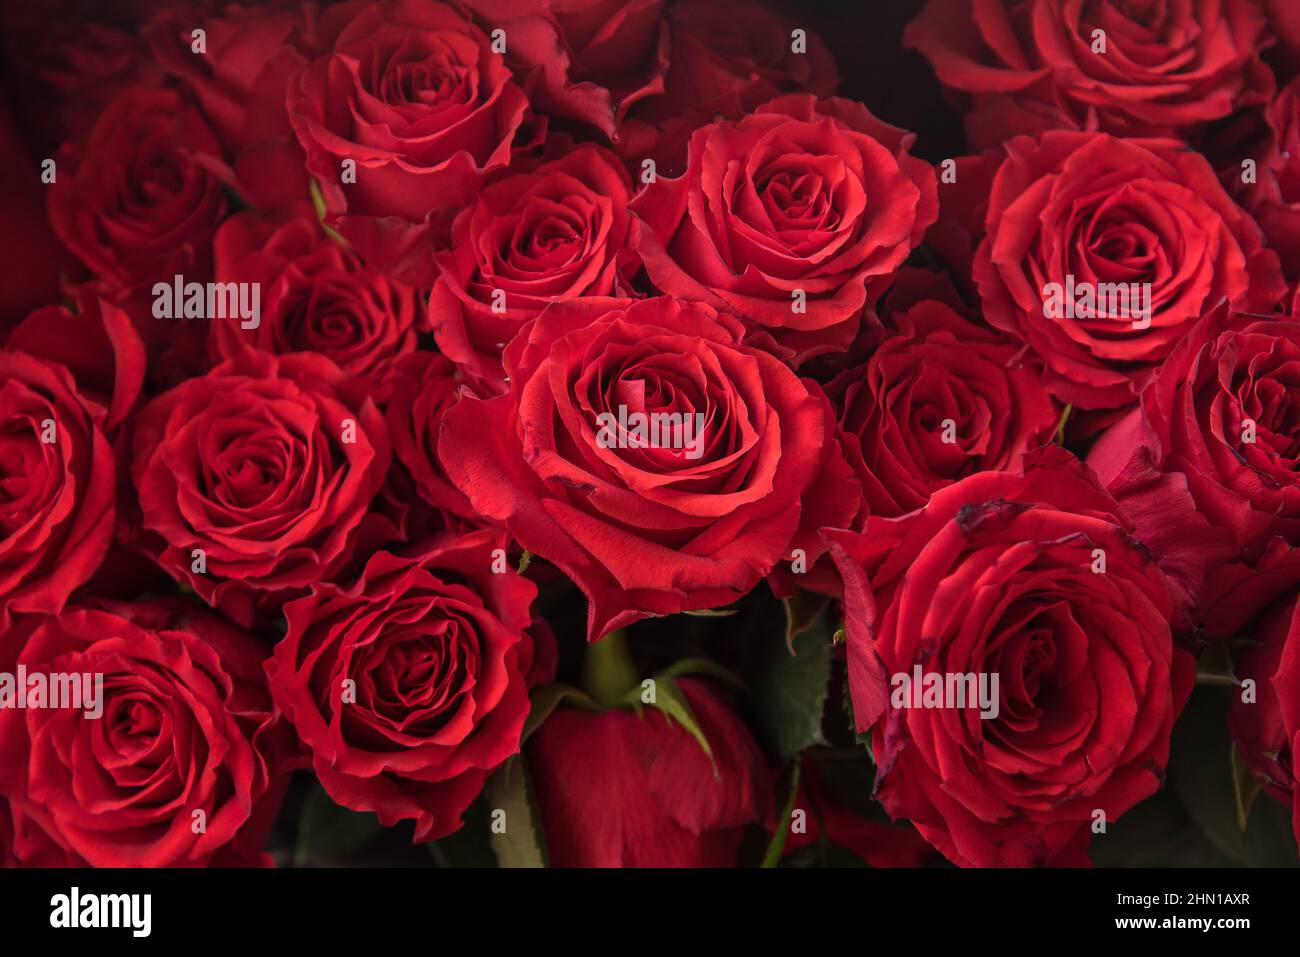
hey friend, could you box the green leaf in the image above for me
[753,615,833,764]
[629,676,717,774]
[682,606,740,617]
[1053,403,1073,446]
[655,657,745,689]
[484,756,547,868]
[1231,743,1261,832]
[521,682,599,743]
[1242,790,1300,865]
[308,178,348,246]
[1170,687,1250,862]
[760,762,802,868]
[429,798,497,868]
[294,783,382,867]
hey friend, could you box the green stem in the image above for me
[581,629,639,708]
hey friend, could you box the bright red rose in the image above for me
[833,299,1058,518]
[1088,306,1300,609]
[130,349,391,626]
[267,531,551,841]
[47,85,229,291]
[631,95,937,365]
[460,0,670,141]
[528,678,771,866]
[974,130,1281,410]
[905,0,1274,149]
[823,447,1194,867]
[427,144,637,389]
[210,208,424,401]
[287,0,542,266]
[0,350,115,618]
[0,600,293,866]
[438,296,860,642]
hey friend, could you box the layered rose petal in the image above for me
[822,447,1193,867]
[267,531,546,841]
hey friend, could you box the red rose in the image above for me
[427,144,637,389]
[833,299,1058,518]
[130,349,391,626]
[146,4,318,210]
[1089,306,1300,607]
[823,447,1194,867]
[618,0,839,172]
[631,95,937,365]
[779,759,936,868]
[0,600,293,866]
[287,0,542,264]
[1243,76,1300,279]
[210,208,424,401]
[0,350,115,618]
[974,131,1280,410]
[460,0,669,140]
[528,678,770,866]
[438,296,859,641]
[386,351,478,525]
[905,0,1274,149]
[1208,542,1300,848]
[7,286,145,433]
[267,531,550,841]
[47,85,229,291]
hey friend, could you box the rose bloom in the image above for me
[439,296,859,642]
[130,349,390,626]
[973,130,1280,410]
[427,144,637,390]
[823,448,1194,867]
[47,85,228,290]
[267,531,553,841]
[386,351,478,524]
[0,350,114,618]
[209,207,424,401]
[1089,307,1300,616]
[287,0,541,264]
[1209,542,1300,849]
[1243,76,1300,279]
[617,0,839,172]
[7,287,145,434]
[631,95,937,365]
[905,0,1273,149]
[528,678,770,866]
[833,299,1058,518]
[460,0,670,141]
[145,3,319,210]
[0,600,293,867]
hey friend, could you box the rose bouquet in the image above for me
[0,0,1297,871]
